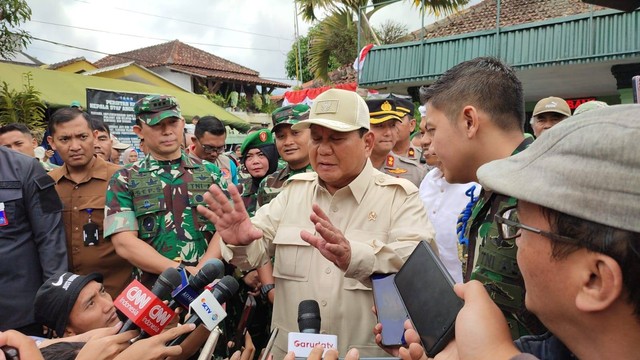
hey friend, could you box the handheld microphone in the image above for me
[288,300,338,357]
[166,275,240,346]
[169,259,225,310]
[115,267,182,335]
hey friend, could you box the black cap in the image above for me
[387,95,415,117]
[34,272,103,337]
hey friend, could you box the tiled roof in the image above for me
[48,56,88,69]
[93,39,265,79]
[168,64,288,88]
[404,0,607,41]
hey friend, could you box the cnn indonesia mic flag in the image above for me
[114,279,176,336]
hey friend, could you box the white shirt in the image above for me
[419,167,481,283]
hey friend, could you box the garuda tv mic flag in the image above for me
[166,275,240,347]
[288,300,338,357]
[115,267,182,336]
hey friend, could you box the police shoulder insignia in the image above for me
[386,155,394,167]
[408,148,415,157]
[388,168,408,174]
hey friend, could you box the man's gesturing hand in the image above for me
[300,204,351,272]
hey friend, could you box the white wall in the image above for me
[152,67,193,92]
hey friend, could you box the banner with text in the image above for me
[86,89,146,149]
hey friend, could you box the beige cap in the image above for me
[292,89,370,132]
[532,96,571,117]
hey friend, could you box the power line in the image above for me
[30,37,293,81]
[30,20,287,52]
[71,0,295,41]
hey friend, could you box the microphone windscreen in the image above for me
[213,275,240,303]
[192,259,225,288]
[153,267,183,299]
[298,300,321,333]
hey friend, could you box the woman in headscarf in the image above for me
[122,148,138,165]
[237,129,279,216]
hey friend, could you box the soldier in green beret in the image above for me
[256,104,314,208]
[104,95,228,287]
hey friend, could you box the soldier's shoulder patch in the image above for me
[374,174,418,194]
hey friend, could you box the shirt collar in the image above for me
[50,156,109,184]
[139,150,197,173]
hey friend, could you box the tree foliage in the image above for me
[0,0,33,59]
[285,25,341,83]
[0,72,46,130]
[294,0,468,82]
[375,20,408,45]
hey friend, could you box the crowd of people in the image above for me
[0,55,637,360]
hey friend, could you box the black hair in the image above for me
[48,108,93,135]
[194,116,226,138]
[40,342,84,360]
[542,207,640,317]
[90,117,110,136]
[420,57,524,132]
[0,123,32,137]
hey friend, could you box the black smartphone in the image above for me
[231,294,256,352]
[394,241,463,358]
[371,273,408,347]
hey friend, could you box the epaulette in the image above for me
[373,173,418,195]
[284,171,317,186]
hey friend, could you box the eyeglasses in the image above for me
[201,145,226,154]
[494,205,579,245]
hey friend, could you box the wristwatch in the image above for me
[260,283,275,297]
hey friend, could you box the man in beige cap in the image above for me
[198,88,435,359]
[530,96,571,137]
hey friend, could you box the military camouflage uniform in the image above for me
[460,136,545,339]
[256,164,314,208]
[104,151,227,286]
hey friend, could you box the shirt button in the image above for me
[331,206,338,212]
[432,210,436,214]
[75,227,79,231]
[73,206,78,210]
[325,267,331,274]
[74,185,79,190]
[321,300,327,307]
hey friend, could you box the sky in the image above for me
[20,0,479,90]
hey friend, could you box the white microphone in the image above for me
[287,300,338,358]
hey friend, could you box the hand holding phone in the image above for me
[371,273,407,347]
[394,241,463,358]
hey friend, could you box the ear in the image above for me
[363,131,375,157]
[575,254,623,313]
[63,326,77,337]
[460,105,480,139]
[47,136,57,151]
[92,130,99,139]
[31,137,38,149]
[132,125,142,136]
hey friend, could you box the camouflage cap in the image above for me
[240,129,274,156]
[134,95,182,126]
[271,104,310,131]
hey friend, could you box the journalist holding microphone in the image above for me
[198,89,436,358]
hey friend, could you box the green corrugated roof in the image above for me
[360,9,640,87]
[0,62,250,132]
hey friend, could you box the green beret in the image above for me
[271,104,310,131]
[240,129,274,156]
[134,95,182,126]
